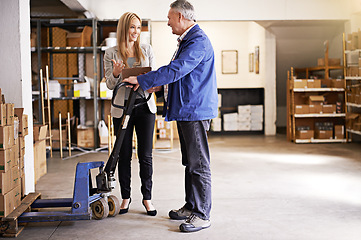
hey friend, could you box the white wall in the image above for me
[0,0,34,193]
[80,0,351,21]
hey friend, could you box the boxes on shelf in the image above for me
[237,105,251,114]
[74,80,91,98]
[330,79,344,88]
[315,122,333,139]
[347,67,359,77]
[317,58,341,67]
[293,79,307,88]
[223,113,238,131]
[309,105,322,114]
[45,80,62,99]
[308,95,324,105]
[307,79,321,88]
[67,26,93,47]
[295,105,309,114]
[296,130,314,139]
[346,113,359,130]
[322,104,336,114]
[334,125,344,139]
[77,126,94,148]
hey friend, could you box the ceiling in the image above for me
[30,0,85,18]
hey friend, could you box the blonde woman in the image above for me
[104,12,159,216]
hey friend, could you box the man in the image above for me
[123,0,218,233]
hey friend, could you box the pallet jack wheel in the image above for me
[107,195,121,217]
[91,198,109,220]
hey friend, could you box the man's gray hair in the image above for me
[170,0,196,21]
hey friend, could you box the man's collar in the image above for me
[177,23,197,43]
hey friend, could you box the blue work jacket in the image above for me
[137,24,218,121]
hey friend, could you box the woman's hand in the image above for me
[147,86,162,93]
[111,59,125,78]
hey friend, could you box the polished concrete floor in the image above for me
[11,134,361,240]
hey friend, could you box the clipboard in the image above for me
[121,67,151,79]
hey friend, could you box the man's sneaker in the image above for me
[179,214,211,232]
[169,206,192,220]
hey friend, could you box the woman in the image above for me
[104,12,159,216]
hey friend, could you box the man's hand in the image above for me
[122,76,140,91]
[147,86,162,93]
[111,59,125,78]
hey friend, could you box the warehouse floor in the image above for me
[12,134,361,240]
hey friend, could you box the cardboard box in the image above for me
[0,126,13,150]
[51,129,67,149]
[354,123,361,131]
[0,104,5,126]
[317,58,341,66]
[346,113,359,129]
[0,184,21,217]
[315,130,333,139]
[351,32,358,50]
[334,125,344,139]
[33,124,48,141]
[5,103,14,126]
[67,26,93,47]
[34,140,47,183]
[293,79,307,88]
[11,166,20,190]
[308,96,324,105]
[295,105,309,114]
[211,118,221,132]
[0,170,11,195]
[322,104,336,114]
[309,105,323,114]
[347,67,359,77]
[0,149,11,173]
[296,130,314,139]
[331,79,344,88]
[307,79,321,88]
[77,126,94,148]
[14,108,28,136]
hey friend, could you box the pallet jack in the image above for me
[0,67,151,237]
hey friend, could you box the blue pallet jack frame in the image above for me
[0,67,151,237]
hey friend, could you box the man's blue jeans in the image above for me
[177,120,212,220]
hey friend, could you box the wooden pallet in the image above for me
[0,192,41,237]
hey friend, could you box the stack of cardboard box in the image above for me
[33,124,48,184]
[345,30,361,77]
[0,89,28,217]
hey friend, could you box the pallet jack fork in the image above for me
[0,68,151,237]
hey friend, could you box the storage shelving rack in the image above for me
[287,41,347,143]
[31,18,100,148]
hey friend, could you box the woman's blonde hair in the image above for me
[116,12,145,68]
